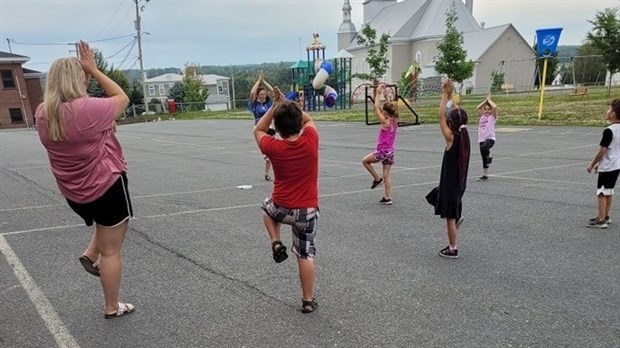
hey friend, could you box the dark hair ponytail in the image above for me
[448,108,470,191]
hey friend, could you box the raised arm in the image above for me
[438,79,454,146]
[486,94,498,116]
[249,71,263,102]
[373,84,389,126]
[79,41,128,117]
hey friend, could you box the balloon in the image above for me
[320,61,333,75]
[312,69,329,89]
[323,85,338,108]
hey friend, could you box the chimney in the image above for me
[465,0,473,15]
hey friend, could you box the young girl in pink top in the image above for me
[362,84,399,205]
[35,41,134,319]
[476,94,497,181]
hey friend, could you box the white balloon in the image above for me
[312,69,329,89]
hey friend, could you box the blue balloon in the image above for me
[320,61,333,75]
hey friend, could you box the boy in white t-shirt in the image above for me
[587,98,620,228]
[476,94,497,181]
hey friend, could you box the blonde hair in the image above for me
[43,58,87,141]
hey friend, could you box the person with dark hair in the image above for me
[35,41,135,318]
[434,79,470,258]
[361,84,399,205]
[586,98,620,228]
[253,87,320,313]
[249,71,275,180]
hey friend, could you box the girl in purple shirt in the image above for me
[36,41,135,319]
[362,84,399,205]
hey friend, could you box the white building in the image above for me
[144,73,231,111]
[337,0,537,94]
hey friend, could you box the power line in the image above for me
[106,38,137,60]
[93,0,130,41]
[9,34,134,46]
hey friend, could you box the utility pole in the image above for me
[230,64,236,110]
[134,0,149,115]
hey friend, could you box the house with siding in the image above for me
[337,0,536,94]
[0,51,43,128]
[144,73,231,111]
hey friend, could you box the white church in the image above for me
[337,0,537,94]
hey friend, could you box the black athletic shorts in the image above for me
[67,173,133,227]
[597,169,620,195]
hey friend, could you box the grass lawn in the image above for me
[120,86,619,127]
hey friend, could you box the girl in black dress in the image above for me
[435,79,470,258]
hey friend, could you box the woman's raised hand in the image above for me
[441,79,453,97]
[273,86,285,103]
[78,41,97,75]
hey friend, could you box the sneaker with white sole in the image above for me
[586,219,608,229]
[438,246,458,258]
[588,216,611,224]
[379,197,392,205]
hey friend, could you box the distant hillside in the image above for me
[557,45,579,58]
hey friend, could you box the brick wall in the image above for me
[25,77,43,125]
[0,63,34,128]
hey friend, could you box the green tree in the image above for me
[533,47,559,87]
[586,7,620,96]
[434,0,475,93]
[490,70,505,93]
[352,24,390,84]
[168,82,185,103]
[182,64,209,111]
[87,49,130,98]
[128,79,143,106]
[573,43,608,85]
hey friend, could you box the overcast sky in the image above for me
[1,0,618,73]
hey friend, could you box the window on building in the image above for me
[159,85,165,95]
[148,85,155,96]
[9,108,23,123]
[218,80,229,94]
[1,70,16,88]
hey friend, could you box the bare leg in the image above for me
[264,158,271,178]
[446,218,458,249]
[598,194,607,221]
[605,195,612,218]
[362,153,380,181]
[96,221,128,315]
[382,164,392,198]
[298,257,315,301]
[82,228,99,261]
[263,212,281,243]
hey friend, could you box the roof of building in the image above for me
[0,51,30,63]
[145,73,230,85]
[346,0,484,50]
[462,24,512,61]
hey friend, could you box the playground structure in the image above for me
[289,34,352,112]
[363,84,420,127]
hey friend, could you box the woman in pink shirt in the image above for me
[35,41,134,319]
[362,84,399,205]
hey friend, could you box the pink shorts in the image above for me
[373,149,395,165]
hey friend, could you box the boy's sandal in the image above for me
[264,174,272,181]
[79,255,100,277]
[301,298,318,313]
[271,241,288,263]
[104,302,135,319]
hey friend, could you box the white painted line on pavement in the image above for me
[0,235,80,348]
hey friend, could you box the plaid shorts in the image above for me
[373,149,395,165]
[261,197,319,259]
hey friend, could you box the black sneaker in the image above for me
[477,175,488,182]
[379,197,393,205]
[588,216,611,224]
[586,219,608,229]
[438,246,458,258]
[371,178,383,189]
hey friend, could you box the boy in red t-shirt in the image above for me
[253,87,319,313]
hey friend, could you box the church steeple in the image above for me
[338,0,357,51]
